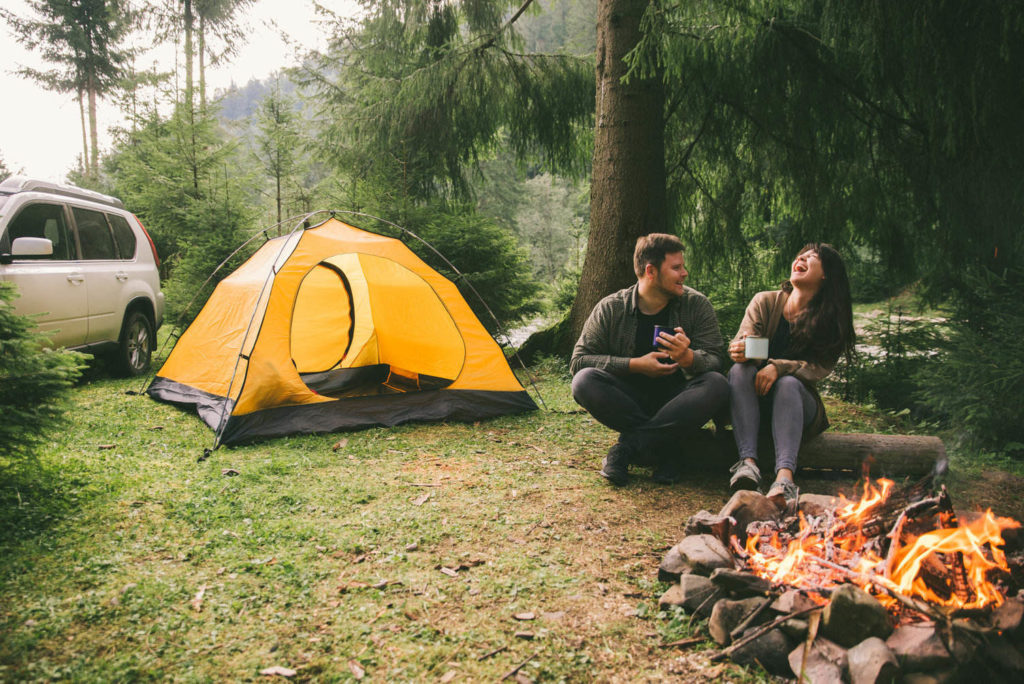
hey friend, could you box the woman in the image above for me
[726,243,855,510]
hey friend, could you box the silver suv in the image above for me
[0,176,164,375]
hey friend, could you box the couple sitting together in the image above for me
[570,233,855,511]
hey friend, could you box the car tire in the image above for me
[117,309,154,377]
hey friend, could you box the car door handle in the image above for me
[67,274,85,284]
[116,271,128,281]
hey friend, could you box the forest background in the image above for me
[2,0,1023,459]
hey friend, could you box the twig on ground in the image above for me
[500,651,538,680]
[478,645,508,661]
[710,606,820,662]
[659,636,705,650]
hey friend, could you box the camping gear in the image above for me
[147,216,537,446]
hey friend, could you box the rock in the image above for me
[771,589,822,614]
[676,574,722,617]
[730,625,793,676]
[848,637,899,684]
[787,637,848,683]
[886,623,953,672]
[798,493,839,518]
[983,633,1024,678]
[683,510,734,545]
[709,568,772,597]
[708,596,769,646]
[675,534,735,576]
[658,584,686,609]
[719,490,780,540]
[992,597,1024,636]
[658,544,693,583]
[900,671,957,684]
[822,584,893,647]
[779,617,808,641]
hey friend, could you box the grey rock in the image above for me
[983,633,1024,678]
[822,584,893,647]
[771,589,821,614]
[798,493,839,518]
[708,596,769,646]
[683,510,734,545]
[848,637,899,684]
[886,623,953,672]
[675,534,735,576]
[787,637,848,683]
[779,617,808,641]
[658,544,693,583]
[992,597,1024,636]
[719,490,780,540]
[658,584,686,610]
[677,573,722,617]
[710,567,772,597]
[731,625,793,676]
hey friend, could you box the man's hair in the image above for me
[633,233,685,278]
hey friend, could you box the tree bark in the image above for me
[78,88,89,176]
[565,0,666,348]
[87,76,99,178]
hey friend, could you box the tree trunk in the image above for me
[199,13,207,112]
[78,88,89,176]
[565,0,666,348]
[87,77,99,178]
[184,0,195,116]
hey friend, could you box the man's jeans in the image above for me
[571,367,729,463]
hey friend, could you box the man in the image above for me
[570,233,728,485]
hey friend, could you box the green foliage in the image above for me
[0,282,86,465]
[915,268,1024,453]
[398,206,541,330]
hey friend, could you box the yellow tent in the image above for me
[148,217,536,445]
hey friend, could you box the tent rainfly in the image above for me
[147,217,537,446]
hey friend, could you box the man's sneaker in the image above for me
[600,443,631,486]
[652,455,683,485]
[729,459,762,492]
[766,478,800,514]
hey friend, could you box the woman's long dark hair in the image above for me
[787,243,856,365]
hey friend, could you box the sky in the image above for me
[0,0,359,182]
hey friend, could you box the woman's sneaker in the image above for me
[729,459,762,492]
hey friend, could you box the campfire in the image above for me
[658,476,1024,680]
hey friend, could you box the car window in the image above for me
[108,214,137,259]
[73,207,118,260]
[2,202,74,260]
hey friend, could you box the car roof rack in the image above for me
[0,175,125,209]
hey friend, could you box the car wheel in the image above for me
[117,310,154,376]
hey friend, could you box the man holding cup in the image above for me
[570,233,728,485]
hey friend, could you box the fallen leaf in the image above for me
[332,438,349,451]
[221,468,240,476]
[514,673,533,684]
[405,543,419,552]
[190,585,206,612]
[412,492,432,506]
[98,444,116,450]
[339,581,370,593]
[149,425,164,430]
[260,665,296,677]
[513,612,536,621]
[440,670,458,683]
[439,567,459,577]
[514,631,535,640]
[348,660,365,679]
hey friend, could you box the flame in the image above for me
[740,479,1020,611]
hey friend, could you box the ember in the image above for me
[738,478,1020,612]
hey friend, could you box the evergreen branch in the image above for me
[476,0,537,52]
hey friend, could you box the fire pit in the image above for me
[658,477,1024,681]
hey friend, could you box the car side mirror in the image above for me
[11,236,54,258]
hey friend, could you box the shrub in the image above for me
[0,282,87,465]
[914,267,1024,453]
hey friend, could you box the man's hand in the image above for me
[755,363,779,395]
[629,351,680,377]
[656,327,695,369]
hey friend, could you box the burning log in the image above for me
[938,485,974,605]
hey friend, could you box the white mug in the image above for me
[744,336,769,360]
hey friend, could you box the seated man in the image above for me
[570,233,728,485]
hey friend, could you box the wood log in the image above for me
[690,429,947,477]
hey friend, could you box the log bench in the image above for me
[691,429,947,478]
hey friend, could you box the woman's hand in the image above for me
[729,338,748,363]
[755,363,779,395]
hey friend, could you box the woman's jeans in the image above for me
[571,367,729,462]
[728,363,816,473]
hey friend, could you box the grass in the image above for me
[2,356,1023,682]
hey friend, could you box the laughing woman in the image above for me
[726,243,855,510]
